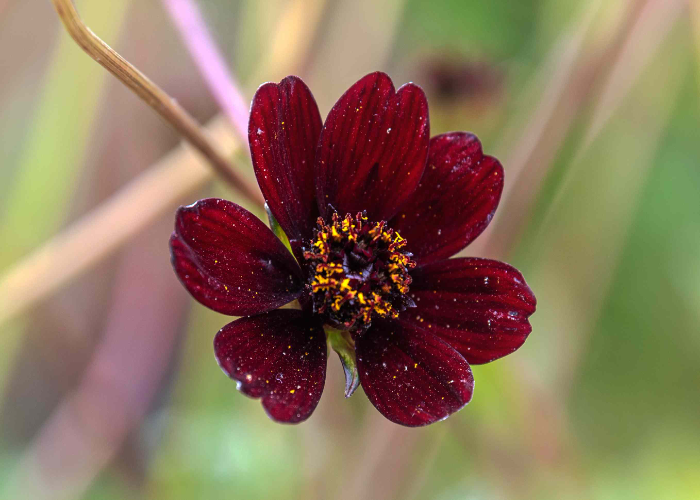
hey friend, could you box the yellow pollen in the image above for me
[304,212,415,328]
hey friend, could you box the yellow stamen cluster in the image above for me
[304,213,416,329]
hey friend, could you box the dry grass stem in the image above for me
[50,0,263,206]
[0,116,234,326]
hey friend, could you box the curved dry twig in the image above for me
[50,0,263,207]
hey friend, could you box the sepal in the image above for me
[325,326,360,398]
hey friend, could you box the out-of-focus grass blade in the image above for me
[0,0,132,404]
[0,0,131,264]
[520,24,688,386]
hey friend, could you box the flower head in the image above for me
[170,72,536,426]
[304,212,416,330]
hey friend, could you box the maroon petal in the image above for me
[391,132,503,265]
[356,319,474,427]
[249,77,322,250]
[214,310,327,423]
[170,198,303,316]
[315,72,429,221]
[404,258,536,364]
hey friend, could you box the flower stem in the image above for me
[49,0,263,207]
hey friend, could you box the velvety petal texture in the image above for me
[249,76,323,250]
[214,310,327,423]
[169,73,537,427]
[315,72,429,221]
[356,319,474,427]
[392,132,503,265]
[170,198,303,316]
[404,258,536,364]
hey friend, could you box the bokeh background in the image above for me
[1,0,699,499]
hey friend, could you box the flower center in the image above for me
[303,213,416,330]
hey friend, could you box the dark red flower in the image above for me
[170,72,536,426]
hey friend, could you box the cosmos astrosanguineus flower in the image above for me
[170,72,536,426]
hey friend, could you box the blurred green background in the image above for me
[1,0,699,499]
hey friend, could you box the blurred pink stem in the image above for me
[162,0,250,142]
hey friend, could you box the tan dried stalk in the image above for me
[50,0,263,207]
[0,116,234,326]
